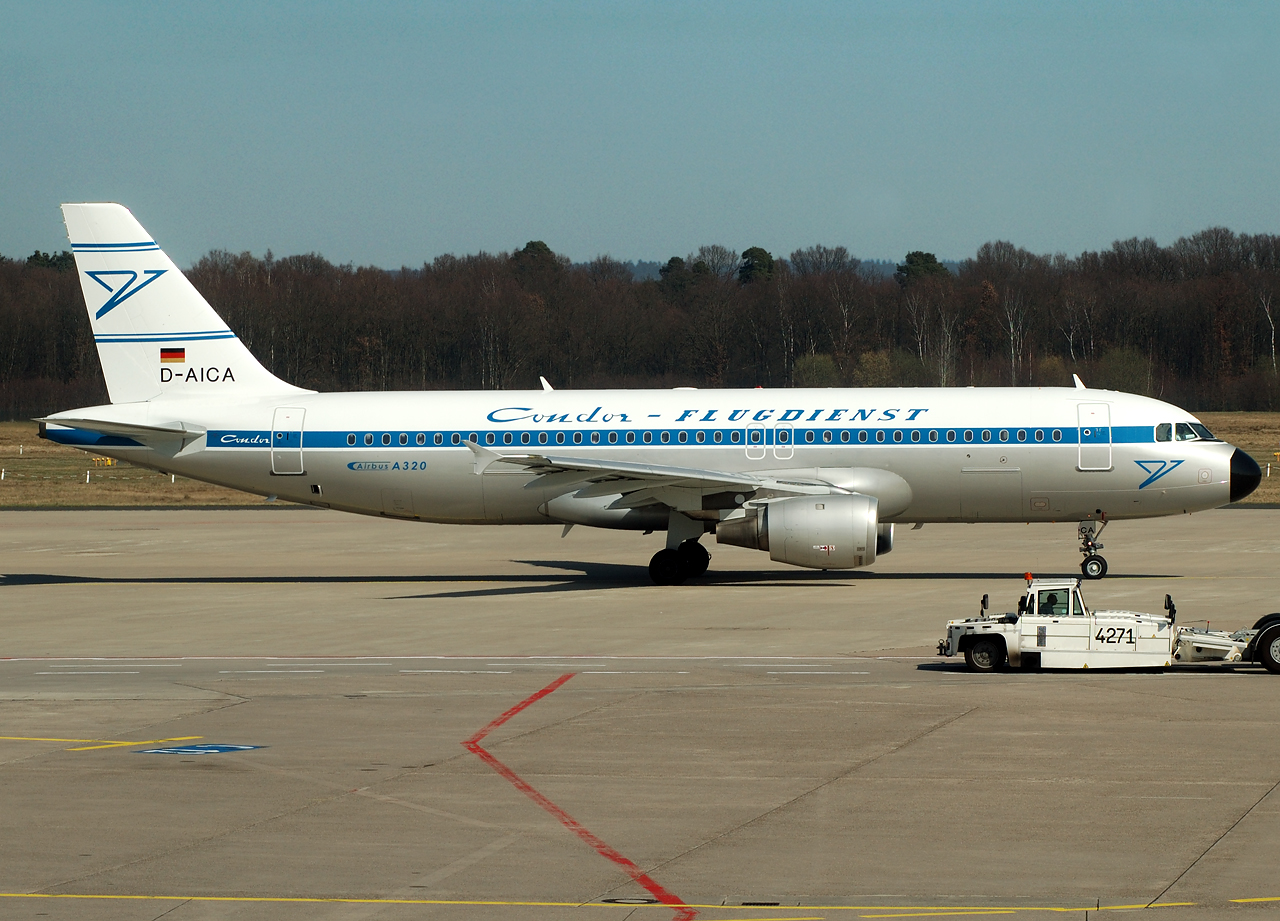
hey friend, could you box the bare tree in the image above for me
[790,244,858,276]
[903,290,929,365]
[690,245,739,280]
[1001,286,1029,385]
[1261,287,1277,376]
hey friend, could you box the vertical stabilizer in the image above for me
[61,203,308,404]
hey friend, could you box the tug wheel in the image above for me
[964,636,1006,673]
[1081,555,1108,580]
[1257,625,1280,675]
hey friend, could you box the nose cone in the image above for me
[1230,448,1262,503]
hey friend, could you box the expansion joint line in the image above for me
[1147,774,1280,908]
[462,673,696,921]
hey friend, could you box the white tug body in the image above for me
[941,577,1280,673]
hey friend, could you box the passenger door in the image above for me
[271,407,305,475]
[1077,403,1112,471]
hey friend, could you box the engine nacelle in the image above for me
[876,523,894,556]
[716,493,880,570]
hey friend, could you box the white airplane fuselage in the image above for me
[46,386,1240,526]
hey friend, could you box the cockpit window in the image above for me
[1155,423,1172,442]
[1175,422,1197,441]
[1189,423,1219,441]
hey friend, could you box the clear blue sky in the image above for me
[3,1,1277,268]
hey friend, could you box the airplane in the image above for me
[39,203,1262,584]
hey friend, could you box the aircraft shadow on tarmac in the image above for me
[2,565,1179,602]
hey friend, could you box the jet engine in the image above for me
[716,493,879,569]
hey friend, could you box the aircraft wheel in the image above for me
[964,637,1006,673]
[1081,555,1108,580]
[1257,624,1280,675]
[676,540,710,578]
[649,549,687,585]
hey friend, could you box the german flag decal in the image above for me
[160,347,185,363]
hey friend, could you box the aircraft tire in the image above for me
[676,540,710,578]
[1256,624,1280,675]
[1081,555,1108,580]
[964,636,1006,673]
[649,549,687,585]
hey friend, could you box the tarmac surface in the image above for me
[2,507,1280,920]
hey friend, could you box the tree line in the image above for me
[3,228,1280,419]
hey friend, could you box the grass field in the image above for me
[2,413,1278,508]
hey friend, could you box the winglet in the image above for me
[540,376,554,391]
[1072,373,1087,390]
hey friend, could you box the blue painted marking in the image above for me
[1135,459,1185,489]
[95,331,236,343]
[42,428,142,448]
[138,744,263,755]
[86,268,168,319]
[71,241,159,250]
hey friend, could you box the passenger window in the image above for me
[876,431,885,443]
[418,433,427,445]
[573,432,583,444]
[963,430,973,442]
[859,431,868,443]
[452,433,461,445]
[713,431,722,443]
[893,430,903,443]
[999,430,1008,442]
[1034,429,1044,442]
[1175,422,1197,441]
[609,432,618,444]
[696,431,705,443]
[643,432,653,444]
[503,433,512,445]
[929,430,938,443]
[841,430,851,443]
[626,432,635,444]
[678,431,687,443]
[399,433,408,446]
[946,430,956,443]
[981,430,991,442]
[485,433,494,445]
[911,430,921,443]
[347,433,356,446]
[432,433,441,445]
[661,431,671,443]
[590,432,599,444]
[731,431,741,443]
[521,432,530,445]
[555,432,564,444]
[1051,429,1062,442]
[1155,423,1172,442]
[539,432,547,444]
[383,433,392,446]
[823,430,832,443]
[1016,430,1026,442]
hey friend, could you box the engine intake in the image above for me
[716,493,880,570]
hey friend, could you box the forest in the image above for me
[3,229,1280,419]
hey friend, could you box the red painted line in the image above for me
[463,674,696,921]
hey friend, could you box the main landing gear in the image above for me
[1078,514,1108,580]
[649,540,710,585]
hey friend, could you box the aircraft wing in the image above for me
[465,440,835,509]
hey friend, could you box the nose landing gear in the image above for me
[1078,514,1108,579]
